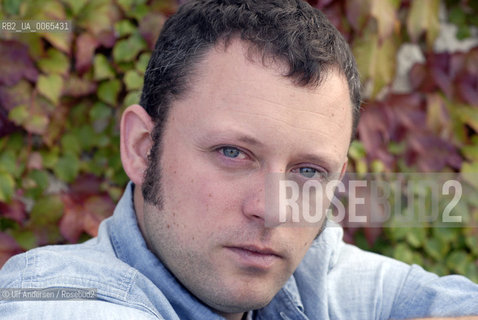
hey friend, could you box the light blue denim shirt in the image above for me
[1,182,477,319]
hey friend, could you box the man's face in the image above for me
[140,40,352,317]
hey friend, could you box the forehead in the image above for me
[169,39,353,167]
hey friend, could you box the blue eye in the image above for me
[299,167,318,178]
[221,146,242,158]
[294,166,328,180]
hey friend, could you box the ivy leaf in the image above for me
[8,230,37,251]
[0,80,33,112]
[115,19,136,37]
[113,33,147,63]
[407,0,440,48]
[37,74,63,105]
[75,33,99,74]
[29,195,64,226]
[135,52,151,74]
[3,0,21,15]
[370,0,400,40]
[25,114,50,135]
[63,75,97,97]
[8,105,29,127]
[124,70,144,91]
[63,0,88,16]
[53,154,80,183]
[98,79,121,105]
[0,172,15,202]
[94,54,116,81]
[37,48,69,75]
[424,237,450,260]
[0,232,23,266]
[446,250,472,275]
[76,0,120,36]
[353,27,398,98]
[393,243,415,265]
[42,32,73,55]
[0,40,39,86]
[461,162,478,190]
[89,102,112,122]
[123,90,141,108]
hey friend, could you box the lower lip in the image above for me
[226,247,280,269]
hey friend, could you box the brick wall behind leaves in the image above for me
[0,0,477,281]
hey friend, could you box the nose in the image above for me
[241,170,288,228]
[241,178,266,223]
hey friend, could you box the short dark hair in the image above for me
[140,0,361,205]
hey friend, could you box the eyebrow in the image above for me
[236,134,264,147]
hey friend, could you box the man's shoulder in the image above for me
[0,239,130,288]
[0,240,167,318]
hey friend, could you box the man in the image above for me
[1,0,477,319]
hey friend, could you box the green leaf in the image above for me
[25,114,49,135]
[42,33,73,55]
[353,27,398,98]
[123,90,141,107]
[9,230,37,250]
[465,234,478,255]
[446,250,471,275]
[112,33,146,63]
[393,243,415,265]
[370,0,400,39]
[407,0,440,48]
[432,227,460,245]
[124,70,144,91]
[30,195,64,226]
[37,48,69,75]
[8,105,29,126]
[461,162,478,190]
[0,172,15,202]
[93,54,115,81]
[3,0,21,15]
[405,228,426,248]
[89,102,112,121]
[61,134,81,155]
[0,150,23,178]
[63,0,88,15]
[26,169,50,197]
[135,52,151,74]
[40,148,59,169]
[76,125,97,150]
[424,237,450,260]
[128,4,149,20]
[37,74,63,104]
[53,154,80,183]
[75,0,119,36]
[115,19,136,37]
[98,79,121,105]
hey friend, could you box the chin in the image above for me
[208,285,277,314]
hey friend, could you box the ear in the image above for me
[120,104,155,185]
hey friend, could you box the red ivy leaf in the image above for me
[59,175,115,242]
[75,33,99,74]
[0,232,23,267]
[0,40,38,86]
[0,199,27,225]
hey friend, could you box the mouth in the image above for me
[225,245,282,269]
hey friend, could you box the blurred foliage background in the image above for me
[0,0,477,282]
